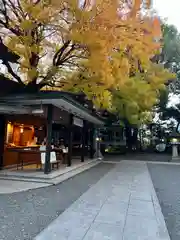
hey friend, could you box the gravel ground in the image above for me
[0,163,114,240]
[148,163,180,240]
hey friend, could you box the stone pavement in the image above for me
[0,180,51,194]
[0,163,113,240]
[148,163,180,240]
[35,161,170,240]
[0,160,99,194]
[103,153,171,162]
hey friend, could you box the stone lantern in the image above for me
[170,132,180,161]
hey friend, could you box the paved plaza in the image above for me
[35,161,170,240]
[148,163,180,240]
[0,163,113,240]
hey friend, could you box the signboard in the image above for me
[73,117,83,127]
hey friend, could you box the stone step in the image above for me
[0,160,100,185]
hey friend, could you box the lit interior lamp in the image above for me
[20,127,24,133]
[172,138,178,143]
[96,137,100,141]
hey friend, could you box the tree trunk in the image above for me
[125,125,133,151]
[24,81,41,93]
[20,80,48,94]
[132,127,138,151]
[125,125,139,152]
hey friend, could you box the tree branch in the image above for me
[53,40,71,66]
[2,60,24,85]
[0,0,22,35]
[63,54,87,63]
[16,0,25,17]
[58,44,76,64]
[33,0,41,4]
[7,0,22,22]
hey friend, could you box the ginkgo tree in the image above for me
[112,63,174,124]
[0,0,174,118]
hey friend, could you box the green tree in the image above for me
[157,23,180,93]
[157,23,180,122]
[161,24,180,68]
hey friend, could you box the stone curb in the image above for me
[103,160,180,165]
[0,160,102,194]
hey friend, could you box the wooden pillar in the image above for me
[67,114,73,166]
[89,125,95,159]
[81,120,86,162]
[44,105,53,174]
[0,115,6,170]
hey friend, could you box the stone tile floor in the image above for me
[0,160,99,194]
[0,180,51,194]
[0,163,113,240]
[35,161,170,240]
[148,163,180,240]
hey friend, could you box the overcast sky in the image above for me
[154,0,180,30]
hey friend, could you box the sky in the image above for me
[153,0,180,30]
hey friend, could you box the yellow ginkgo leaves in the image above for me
[0,0,173,123]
